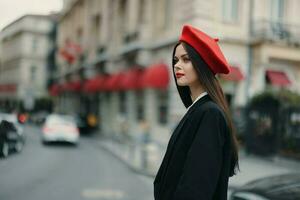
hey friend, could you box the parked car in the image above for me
[0,113,25,134]
[42,114,79,145]
[0,117,25,158]
[230,173,300,200]
[74,114,89,133]
[30,111,49,125]
[74,113,98,134]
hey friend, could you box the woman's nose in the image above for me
[174,63,181,71]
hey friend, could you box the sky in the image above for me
[0,0,63,30]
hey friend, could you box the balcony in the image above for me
[120,31,143,55]
[252,20,300,46]
[94,45,108,65]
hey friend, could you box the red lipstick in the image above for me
[176,73,185,78]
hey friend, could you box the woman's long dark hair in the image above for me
[172,42,239,176]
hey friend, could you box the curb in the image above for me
[95,138,157,179]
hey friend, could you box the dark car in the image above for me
[230,173,300,200]
[30,111,49,125]
[74,114,89,133]
[0,119,25,158]
[74,113,97,134]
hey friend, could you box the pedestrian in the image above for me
[153,25,239,200]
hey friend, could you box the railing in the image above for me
[122,31,139,44]
[252,20,300,44]
[120,31,143,55]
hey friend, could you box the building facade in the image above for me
[54,0,300,144]
[0,15,56,112]
[249,0,300,95]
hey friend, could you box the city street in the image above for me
[1,0,300,199]
[0,125,153,200]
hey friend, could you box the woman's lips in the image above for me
[176,73,185,78]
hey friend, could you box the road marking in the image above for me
[81,188,125,199]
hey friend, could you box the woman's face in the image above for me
[173,43,200,87]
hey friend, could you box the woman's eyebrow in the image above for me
[181,54,188,58]
[174,54,188,59]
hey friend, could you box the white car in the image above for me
[42,114,79,145]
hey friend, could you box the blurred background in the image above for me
[0,0,300,199]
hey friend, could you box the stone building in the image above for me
[53,0,300,144]
[0,14,57,112]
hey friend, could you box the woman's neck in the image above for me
[189,83,206,102]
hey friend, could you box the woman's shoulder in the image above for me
[194,99,223,114]
[192,99,227,123]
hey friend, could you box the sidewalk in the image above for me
[96,136,300,188]
[97,136,163,177]
[229,150,300,188]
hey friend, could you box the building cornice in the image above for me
[59,0,81,22]
[249,38,300,48]
[1,14,53,32]
[2,29,52,42]
[147,36,178,50]
[52,63,83,79]
[2,55,47,65]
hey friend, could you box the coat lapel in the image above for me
[169,95,211,148]
[154,95,211,187]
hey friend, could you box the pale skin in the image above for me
[173,43,206,102]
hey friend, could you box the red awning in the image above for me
[83,79,97,93]
[62,81,81,92]
[119,68,144,90]
[142,63,169,89]
[83,76,106,93]
[104,73,126,91]
[266,70,291,86]
[49,84,61,96]
[0,84,17,93]
[220,66,244,82]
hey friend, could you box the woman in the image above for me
[153,25,239,200]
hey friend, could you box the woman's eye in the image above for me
[183,57,190,62]
[173,58,178,64]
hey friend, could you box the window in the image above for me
[118,0,129,43]
[157,90,168,124]
[105,92,111,101]
[222,0,239,23]
[91,14,101,44]
[138,0,146,28]
[136,90,145,121]
[32,37,38,52]
[30,65,36,80]
[76,28,83,43]
[270,0,288,39]
[165,0,172,28]
[119,0,128,33]
[270,0,284,22]
[119,91,127,114]
[154,0,170,32]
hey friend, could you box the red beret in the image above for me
[179,25,230,74]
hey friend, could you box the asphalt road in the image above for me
[0,124,153,200]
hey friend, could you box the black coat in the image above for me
[154,95,232,200]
